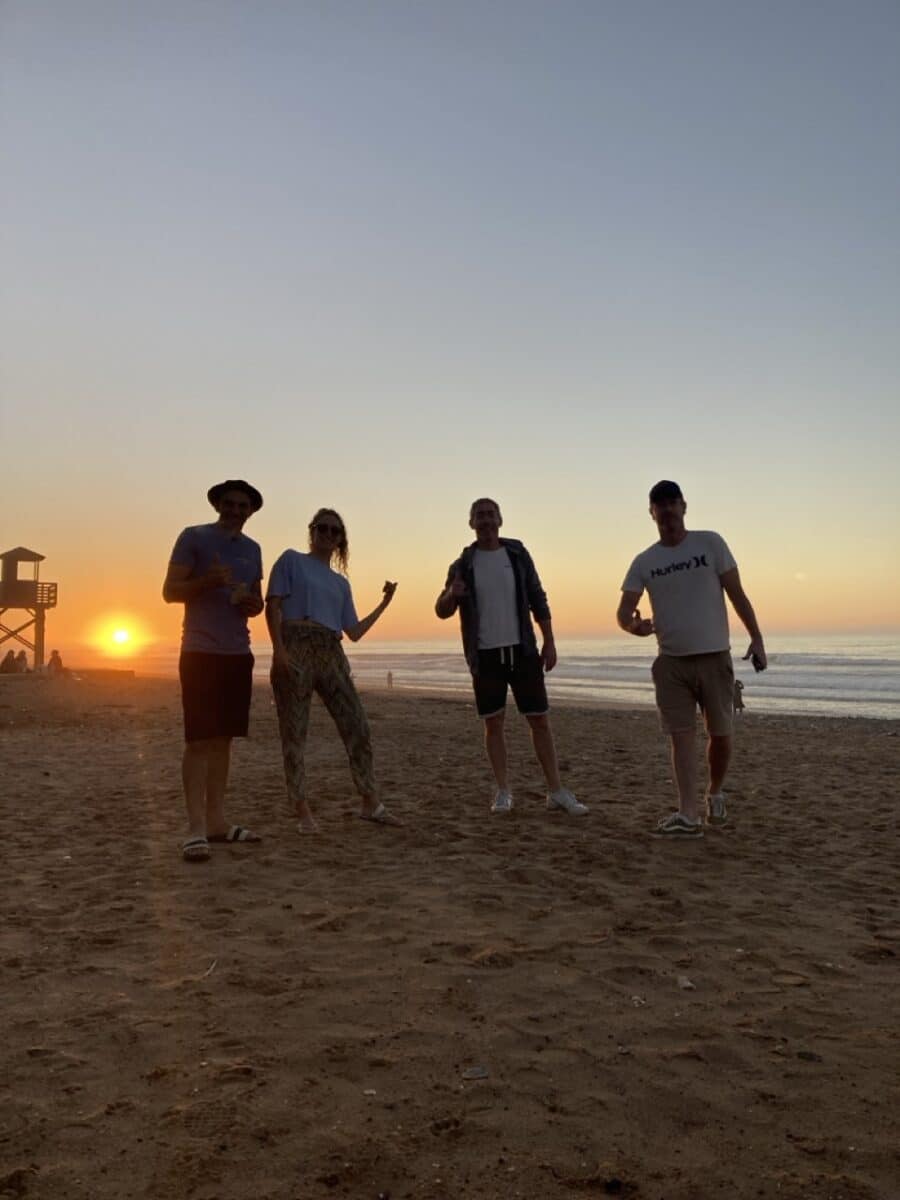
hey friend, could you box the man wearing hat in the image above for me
[163,480,265,861]
[617,481,767,837]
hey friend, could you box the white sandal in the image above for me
[182,836,211,861]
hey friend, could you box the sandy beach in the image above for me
[1,674,898,1200]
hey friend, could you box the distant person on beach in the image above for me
[387,670,393,689]
[435,498,587,816]
[617,480,767,837]
[266,507,400,832]
[46,650,65,677]
[163,479,265,862]
[0,650,16,674]
[14,650,29,673]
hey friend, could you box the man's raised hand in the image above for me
[205,553,232,589]
[630,608,654,637]
[449,572,468,600]
[236,593,264,617]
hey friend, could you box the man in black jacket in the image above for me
[436,498,587,816]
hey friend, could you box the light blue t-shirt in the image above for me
[170,523,263,654]
[266,551,358,636]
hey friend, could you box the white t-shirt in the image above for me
[473,547,520,649]
[622,530,737,656]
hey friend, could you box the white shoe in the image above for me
[706,792,727,825]
[656,811,703,837]
[491,789,513,814]
[547,788,589,816]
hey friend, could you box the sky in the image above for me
[2,0,898,665]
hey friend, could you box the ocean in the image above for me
[137,634,900,721]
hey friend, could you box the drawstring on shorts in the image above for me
[499,645,516,669]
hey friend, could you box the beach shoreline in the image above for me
[45,628,900,721]
[6,669,899,723]
[2,676,897,1199]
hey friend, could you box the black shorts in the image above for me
[179,651,254,743]
[472,645,548,718]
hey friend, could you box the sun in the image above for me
[102,623,140,657]
[85,614,151,658]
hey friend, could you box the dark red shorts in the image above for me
[472,645,548,718]
[179,652,254,743]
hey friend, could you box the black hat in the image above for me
[648,480,683,504]
[207,479,264,512]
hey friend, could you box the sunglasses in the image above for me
[311,522,343,538]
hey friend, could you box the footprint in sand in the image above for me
[470,947,515,968]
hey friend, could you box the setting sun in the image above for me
[84,614,152,659]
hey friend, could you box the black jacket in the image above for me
[438,538,551,674]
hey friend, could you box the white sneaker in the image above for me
[491,789,513,814]
[547,788,589,816]
[656,811,703,837]
[706,792,727,825]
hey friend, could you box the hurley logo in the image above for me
[650,554,708,579]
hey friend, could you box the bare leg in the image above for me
[182,740,212,838]
[670,728,699,819]
[484,713,508,790]
[707,734,732,795]
[526,713,562,792]
[205,737,232,836]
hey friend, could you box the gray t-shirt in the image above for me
[622,530,737,656]
[170,524,263,654]
[473,547,520,649]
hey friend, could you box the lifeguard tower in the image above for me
[0,547,58,670]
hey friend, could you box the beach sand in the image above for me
[1,675,898,1200]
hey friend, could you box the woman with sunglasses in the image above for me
[266,508,400,832]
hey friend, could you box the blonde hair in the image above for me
[308,508,349,573]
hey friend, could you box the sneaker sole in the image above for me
[654,825,704,838]
[546,802,589,816]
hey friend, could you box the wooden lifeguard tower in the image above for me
[0,547,58,670]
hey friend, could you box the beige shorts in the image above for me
[651,651,735,736]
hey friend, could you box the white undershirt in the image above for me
[473,548,519,649]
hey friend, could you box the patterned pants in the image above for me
[272,625,376,807]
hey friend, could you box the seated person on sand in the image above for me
[46,649,68,677]
[0,650,16,674]
[14,650,29,673]
[265,507,401,832]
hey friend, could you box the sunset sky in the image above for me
[3,1,898,664]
